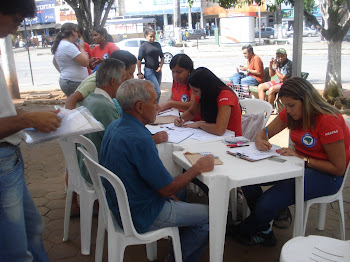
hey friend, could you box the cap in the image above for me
[276,48,287,54]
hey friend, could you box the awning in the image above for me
[106,18,156,25]
[124,7,200,16]
[17,23,61,32]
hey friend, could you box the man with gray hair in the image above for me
[79,58,126,184]
[100,79,214,262]
[232,44,264,86]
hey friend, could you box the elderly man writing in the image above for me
[100,79,214,262]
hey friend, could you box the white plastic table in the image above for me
[172,140,305,262]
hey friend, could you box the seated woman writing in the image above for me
[174,67,242,136]
[228,77,350,246]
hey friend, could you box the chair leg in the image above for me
[317,203,327,231]
[303,203,311,236]
[230,189,237,221]
[146,242,157,261]
[63,189,73,241]
[241,196,250,219]
[338,198,346,240]
[95,209,106,262]
[79,197,95,255]
[171,230,183,262]
[108,239,125,262]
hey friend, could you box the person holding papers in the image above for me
[228,77,349,246]
[174,67,242,136]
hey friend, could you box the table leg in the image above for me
[208,179,230,262]
[293,174,304,237]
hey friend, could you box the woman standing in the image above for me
[90,27,119,69]
[137,27,164,102]
[174,67,242,136]
[52,23,89,97]
[229,77,350,246]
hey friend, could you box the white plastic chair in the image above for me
[59,135,98,255]
[239,98,273,128]
[78,147,183,262]
[303,119,350,240]
[303,162,349,240]
[280,235,350,262]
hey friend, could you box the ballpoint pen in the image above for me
[178,110,183,126]
[265,126,269,142]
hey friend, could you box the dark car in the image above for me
[255,27,275,39]
[188,29,206,40]
[344,30,350,42]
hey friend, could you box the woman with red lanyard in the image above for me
[90,26,119,70]
[174,67,242,136]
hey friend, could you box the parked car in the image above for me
[286,27,318,37]
[255,27,275,39]
[343,30,350,42]
[187,29,206,40]
[115,38,184,64]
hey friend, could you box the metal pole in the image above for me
[24,22,35,86]
[0,35,20,98]
[258,5,261,45]
[292,0,303,77]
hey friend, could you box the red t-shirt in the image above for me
[91,42,119,59]
[172,81,201,121]
[195,89,242,136]
[279,108,350,164]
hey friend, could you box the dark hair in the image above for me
[170,54,194,73]
[188,67,233,123]
[144,27,155,37]
[93,26,113,42]
[0,1,36,19]
[110,50,137,69]
[279,77,339,130]
[51,22,77,54]
[76,25,83,35]
[242,44,254,54]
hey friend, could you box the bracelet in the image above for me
[247,69,250,74]
[137,73,143,76]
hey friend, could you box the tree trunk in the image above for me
[324,39,343,95]
[274,3,283,39]
[188,6,193,30]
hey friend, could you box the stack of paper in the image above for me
[228,143,280,161]
[23,106,104,144]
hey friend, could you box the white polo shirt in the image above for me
[0,65,23,145]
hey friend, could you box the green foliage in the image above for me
[188,0,194,8]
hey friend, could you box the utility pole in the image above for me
[0,35,20,99]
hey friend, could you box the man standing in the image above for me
[257,48,292,105]
[100,79,214,262]
[232,44,264,87]
[0,1,62,261]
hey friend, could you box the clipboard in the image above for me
[184,152,223,165]
[226,143,281,162]
[226,151,269,162]
[151,115,177,125]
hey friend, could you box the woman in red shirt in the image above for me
[174,67,242,136]
[230,77,350,246]
[90,27,119,69]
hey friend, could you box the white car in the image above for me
[286,27,318,37]
[115,38,184,64]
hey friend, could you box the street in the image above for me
[4,36,350,92]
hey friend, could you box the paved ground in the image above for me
[14,84,350,262]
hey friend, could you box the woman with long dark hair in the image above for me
[90,26,119,69]
[174,67,242,136]
[52,22,89,96]
[137,27,164,102]
[228,77,350,246]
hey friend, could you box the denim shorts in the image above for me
[59,78,82,97]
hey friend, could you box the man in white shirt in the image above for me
[0,1,62,261]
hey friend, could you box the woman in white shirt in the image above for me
[51,23,89,96]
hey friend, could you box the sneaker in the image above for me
[226,222,241,237]
[273,207,292,229]
[237,230,277,247]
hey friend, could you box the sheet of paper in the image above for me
[228,144,281,161]
[146,126,193,143]
[157,109,181,117]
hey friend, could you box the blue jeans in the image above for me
[239,167,344,236]
[0,145,49,262]
[144,67,162,102]
[232,73,260,86]
[147,197,209,262]
[59,78,81,97]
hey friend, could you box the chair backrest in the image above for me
[78,147,139,238]
[59,135,98,190]
[239,99,273,127]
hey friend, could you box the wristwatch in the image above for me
[247,69,250,74]
[303,156,310,166]
[137,73,143,76]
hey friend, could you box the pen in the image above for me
[265,126,269,142]
[229,144,249,148]
[178,110,183,127]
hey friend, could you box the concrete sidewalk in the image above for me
[16,88,350,262]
